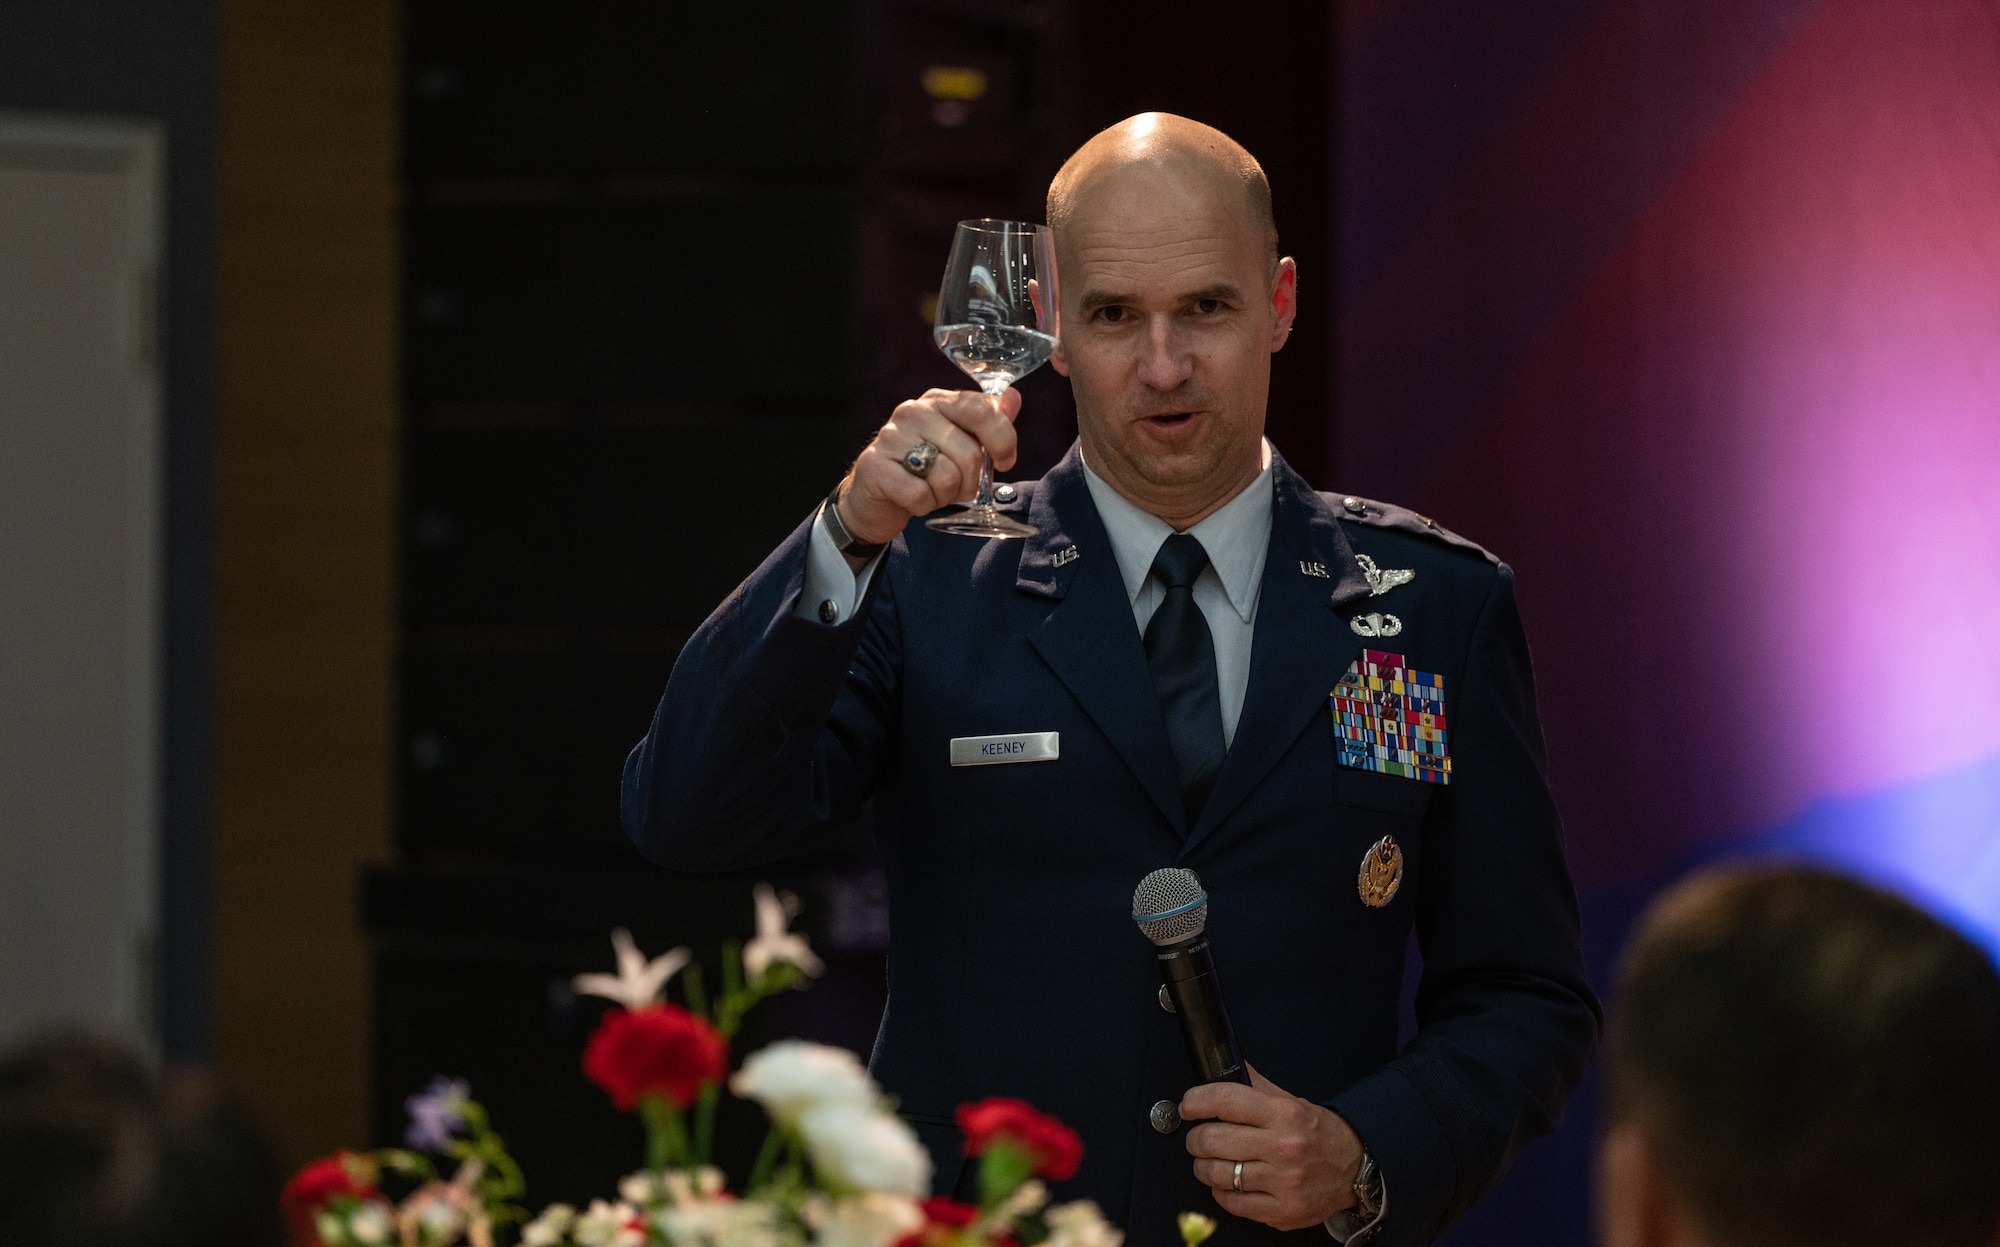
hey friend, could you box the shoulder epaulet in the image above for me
[1324,492,1500,565]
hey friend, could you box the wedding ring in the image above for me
[901,441,939,478]
[1232,1160,1244,1193]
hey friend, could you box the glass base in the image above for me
[926,504,1037,539]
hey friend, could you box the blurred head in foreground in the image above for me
[0,1033,281,1247]
[1599,866,2000,1247]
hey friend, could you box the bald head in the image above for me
[1046,113,1278,269]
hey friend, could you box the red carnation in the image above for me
[893,1197,1007,1247]
[581,1003,728,1111]
[957,1097,1084,1180]
[280,1151,379,1244]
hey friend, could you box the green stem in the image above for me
[681,963,709,1020]
[744,1126,786,1195]
[639,1095,689,1173]
[693,1081,719,1167]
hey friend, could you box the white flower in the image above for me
[805,1192,924,1247]
[730,1040,878,1125]
[574,1199,646,1247]
[656,1196,787,1247]
[619,1169,663,1207]
[573,928,693,1010]
[347,1201,394,1245]
[521,1203,576,1247]
[743,883,825,979]
[990,1179,1048,1224]
[1045,1201,1124,1247]
[796,1101,932,1198]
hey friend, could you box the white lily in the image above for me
[572,928,692,1010]
[743,883,825,979]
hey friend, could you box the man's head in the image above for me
[1599,866,2000,1247]
[1045,113,1295,528]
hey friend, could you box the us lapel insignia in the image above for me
[1052,545,1080,567]
[1330,649,1452,783]
[1355,554,1415,597]
[1349,612,1402,638]
[1299,560,1330,578]
[1357,836,1405,908]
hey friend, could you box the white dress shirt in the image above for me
[1078,442,1273,748]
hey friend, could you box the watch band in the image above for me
[1351,1148,1382,1219]
[821,481,886,558]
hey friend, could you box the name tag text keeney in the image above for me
[949,731,1060,766]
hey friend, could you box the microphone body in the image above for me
[1155,931,1251,1085]
[1132,866,1253,1090]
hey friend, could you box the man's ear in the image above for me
[1269,257,1298,352]
[1051,341,1070,377]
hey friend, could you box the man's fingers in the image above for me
[1205,1187,1286,1226]
[931,388,1021,472]
[1180,1079,1288,1128]
[1192,1156,1269,1191]
[893,406,986,505]
[1183,1119,1264,1161]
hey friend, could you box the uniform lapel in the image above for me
[1181,456,1374,856]
[1020,446,1188,837]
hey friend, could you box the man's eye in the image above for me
[1195,298,1223,314]
[1097,306,1126,323]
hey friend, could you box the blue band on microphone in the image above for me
[1133,893,1208,925]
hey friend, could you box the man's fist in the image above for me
[1180,1064,1364,1232]
[834,387,1022,546]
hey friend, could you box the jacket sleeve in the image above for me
[1325,563,1602,1245]
[620,508,904,871]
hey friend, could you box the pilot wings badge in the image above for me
[1357,836,1405,908]
[1355,554,1415,597]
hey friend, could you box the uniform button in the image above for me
[817,599,840,624]
[994,483,1018,503]
[1157,984,1176,1013]
[1343,496,1366,514]
[1150,1099,1182,1134]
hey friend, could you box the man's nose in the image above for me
[1136,317,1194,390]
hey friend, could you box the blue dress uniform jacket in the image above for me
[623,446,1600,1245]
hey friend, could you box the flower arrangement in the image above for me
[283,885,1214,1247]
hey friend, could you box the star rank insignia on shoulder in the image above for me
[1330,494,1501,565]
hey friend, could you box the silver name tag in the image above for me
[949,731,1060,766]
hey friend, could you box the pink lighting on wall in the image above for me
[1403,0,2000,882]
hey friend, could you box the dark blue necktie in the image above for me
[1144,533,1226,824]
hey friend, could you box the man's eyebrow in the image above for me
[1183,283,1244,305]
[1077,289,1135,313]
[1077,284,1246,313]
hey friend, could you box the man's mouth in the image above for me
[1143,411,1198,427]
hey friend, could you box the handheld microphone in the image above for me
[1132,867,1251,1087]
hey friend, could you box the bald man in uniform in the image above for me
[624,115,1598,1245]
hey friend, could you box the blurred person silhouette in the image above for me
[0,1032,283,1247]
[1599,865,2000,1247]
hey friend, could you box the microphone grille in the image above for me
[1132,867,1208,945]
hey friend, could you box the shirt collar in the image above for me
[1080,440,1275,623]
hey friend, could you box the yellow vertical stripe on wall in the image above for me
[215,0,398,1168]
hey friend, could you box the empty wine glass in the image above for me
[926,219,1059,539]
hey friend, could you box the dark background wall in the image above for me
[0,0,218,1066]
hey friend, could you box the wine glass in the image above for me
[926,219,1059,539]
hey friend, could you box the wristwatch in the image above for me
[1352,1148,1383,1221]
[821,481,886,558]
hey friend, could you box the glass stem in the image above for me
[974,451,995,509]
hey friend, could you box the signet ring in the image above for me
[901,441,940,478]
